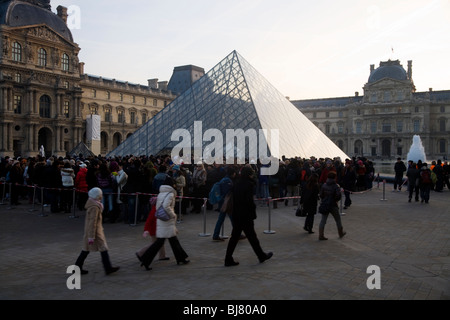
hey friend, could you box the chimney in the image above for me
[158,81,168,91]
[370,64,375,73]
[407,60,412,80]
[79,62,85,75]
[57,6,68,24]
[355,92,359,97]
[148,79,158,89]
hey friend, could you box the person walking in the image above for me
[318,172,345,240]
[135,196,168,263]
[419,163,432,203]
[212,166,236,241]
[140,176,190,270]
[340,159,357,209]
[300,173,320,234]
[406,162,420,202]
[74,187,120,275]
[393,157,407,191]
[224,166,273,266]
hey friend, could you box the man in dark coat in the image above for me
[224,166,273,267]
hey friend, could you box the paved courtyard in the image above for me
[0,184,449,301]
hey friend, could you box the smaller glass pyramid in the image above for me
[107,51,348,163]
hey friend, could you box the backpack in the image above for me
[300,169,307,181]
[286,168,297,184]
[209,181,223,205]
[421,170,431,184]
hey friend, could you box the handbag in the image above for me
[296,205,306,217]
[155,194,171,221]
[220,192,233,215]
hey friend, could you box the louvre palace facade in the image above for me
[0,0,177,158]
[1,0,449,160]
[292,60,450,161]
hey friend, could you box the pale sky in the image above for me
[51,0,450,100]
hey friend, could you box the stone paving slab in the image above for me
[0,185,449,301]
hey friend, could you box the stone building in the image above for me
[0,0,176,158]
[292,60,450,160]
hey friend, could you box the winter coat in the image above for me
[116,169,128,203]
[319,178,342,208]
[155,185,178,239]
[82,198,108,252]
[61,168,75,187]
[75,168,88,192]
[232,176,257,224]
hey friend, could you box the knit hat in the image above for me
[88,187,102,200]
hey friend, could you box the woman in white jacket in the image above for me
[140,176,189,270]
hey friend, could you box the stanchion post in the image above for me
[69,188,78,219]
[340,188,345,216]
[0,182,6,205]
[264,197,276,234]
[39,186,48,217]
[380,180,388,201]
[130,193,139,226]
[177,196,182,224]
[198,198,211,237]
[28,185,38,212]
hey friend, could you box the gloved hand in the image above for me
[88,238,95,245]
[143,231,150,238]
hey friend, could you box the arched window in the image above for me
[39,95,51,118]
[12,42,22,62]
[62,53,69,71]
[38,48,47,67]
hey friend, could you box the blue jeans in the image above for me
[101,188,114,213]
[213,210,233,238]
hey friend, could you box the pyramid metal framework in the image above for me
[107,51,348,161]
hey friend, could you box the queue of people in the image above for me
[1,153,449,275]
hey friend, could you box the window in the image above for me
[92,89,96,98]
[371,121,377,133]
[325,124,331,134]
[397,147,403,156]
[119,93,123,102]
[439,139,446,153]
[39,95,51,118]
[64,101,70,118]
[105,109,111,122]
[14,95,22,114]
[313,112,317,119]
[64,81,70,89]
[370,93,377,103]
[62,53,69,71]
[371,147,377,156]
[382,121,391,133]
[356,121,362,134]
[118,110,125,123]
[38,48,47,66]
[439,119,446,132]
[89,104,98,115]
[396,120,403,132]
[415,106,420,113]
[164,101,167,107]
[337,122,344,134]
[12,42,22,62]
[15,73,21,83]
[153,99,157,107]
[325,112,330,118]
[106,91,111,100]
[440,106,446,113]
[130,111,136,124]
[413,119,420,133]
[338,111,343,118]
[142,113,147,125]
[132,96,136,103]
[384,91,391,102]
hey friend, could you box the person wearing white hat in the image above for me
[74,187,120,275]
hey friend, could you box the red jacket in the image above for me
[75,168,88,192]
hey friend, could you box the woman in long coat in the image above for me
[140,177,189,270]
[74,187,120,275]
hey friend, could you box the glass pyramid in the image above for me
[107,50,348,162]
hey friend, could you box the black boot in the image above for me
[75,250,89,275]
[100,251,120,275]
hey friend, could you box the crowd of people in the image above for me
[1,153,449,273]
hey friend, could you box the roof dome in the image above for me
[0,0,73,42]
[368,60,408,83]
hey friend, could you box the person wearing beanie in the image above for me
[74,187,120,275]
